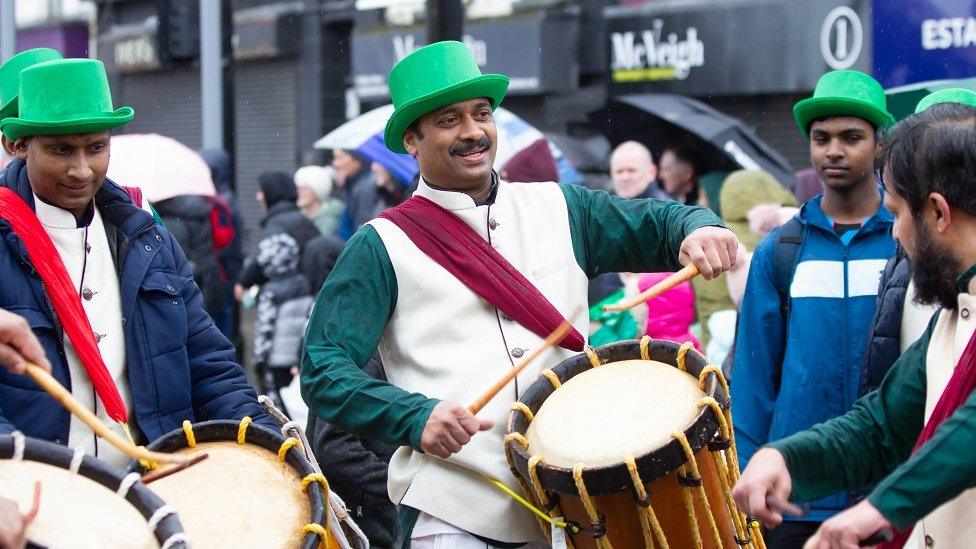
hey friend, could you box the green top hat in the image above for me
[383,41,509,153]
[915,88,976,113]
[1,58,134,141]
[793,70,894,137]
[0,48,63,120]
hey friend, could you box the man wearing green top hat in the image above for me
[0,48,63,157]
[0,58,275,471]
[730,70,897,547]
[734,99,976,549]
[301,40,739,546]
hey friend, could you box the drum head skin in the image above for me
[507,339,729,496]
[141,420,327,549]
[526,360,706,469]
[0,434,185,549]
[1,460,157,548]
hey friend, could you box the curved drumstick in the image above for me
[603,264,700,312]
[24,363,191,465]
[467,316,576,415]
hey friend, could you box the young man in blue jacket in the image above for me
[0,58,274,468]
[730,70,897,548]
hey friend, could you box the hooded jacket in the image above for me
[0,158,273,442]
[731,194,895,521]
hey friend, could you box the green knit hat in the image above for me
[384,41,509,153]
[0,48,63,120]
[915,88,976,113]
[793,70,895,137]
[0,58,134,141]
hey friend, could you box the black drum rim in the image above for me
[505,339,729,496]
[0,433,186,547]
[139,419,327,549]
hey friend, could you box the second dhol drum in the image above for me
[505,338,765,549]
[0,432,186,549]
[136,418,339,549]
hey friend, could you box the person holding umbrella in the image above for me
[301,40,738,546]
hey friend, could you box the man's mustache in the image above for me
[449,137,492,156]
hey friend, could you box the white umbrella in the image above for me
[108,134,216,203]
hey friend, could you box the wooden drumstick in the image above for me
[765,494,806,517]
[23,481,41,525]
[467,316,576,415]
[140,452,209,484]
[24,363,191,465]
[602,264,700,312]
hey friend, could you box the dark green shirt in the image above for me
[770,310,976,528]
[300,184,723,451]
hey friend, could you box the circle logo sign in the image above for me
[821,6,863,70]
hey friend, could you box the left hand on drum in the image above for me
[802,500,893,549]
[679,226,739,280]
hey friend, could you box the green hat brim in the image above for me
[1,106,134,141]
[384,73,509,154]
[0,97,18,121]
[793,97,895,137]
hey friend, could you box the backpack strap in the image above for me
[773,217,806,318]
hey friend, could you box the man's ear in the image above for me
[403,130,419,157]
[929,192,953,234]
[13,137,30,160]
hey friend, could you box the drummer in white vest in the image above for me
[301,41,739,547]
[733,97,976,549]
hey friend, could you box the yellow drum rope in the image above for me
[181,420,197,448]
[584,345,602,368]
[236,416,252,444]
[673,431,722,548]
[676,342,695,372]
[639,335,654,360]
[510,402,535,422]
[624,454,669,549]
[572,464,612,549]
[278,437,302,462]
[541,369,562,389]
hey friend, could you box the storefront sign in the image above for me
[873,0,976,87]
[606,0,870,96]
[351,11,578,99]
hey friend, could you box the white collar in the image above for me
[412,175,503,212]
[33,192,88,230]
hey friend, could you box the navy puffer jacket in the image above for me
[0,158,274,444]
[858,249,911,396]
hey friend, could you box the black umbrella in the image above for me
[588,94,795,189]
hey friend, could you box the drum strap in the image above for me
[379,194,585,352]
[0,187,128,423]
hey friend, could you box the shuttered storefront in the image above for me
[233,59,299,252]
[114,67,203,150]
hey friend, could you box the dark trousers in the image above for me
[765,521,822,549]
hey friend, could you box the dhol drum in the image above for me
[136,418,340,549]
[505,338,764,549]
[0,432,186,549]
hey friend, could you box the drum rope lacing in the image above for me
[136,418,339,548]
[501,336,768,548]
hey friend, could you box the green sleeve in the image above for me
[867,340,976,527]
[770,319,933,508]
[558,184,725,277]
[300,225,438,450]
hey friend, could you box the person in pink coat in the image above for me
[638,272,701,350]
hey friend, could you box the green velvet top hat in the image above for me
[793,70,895,136]
[0,48,63,120]
[1,58,134,141]
[915,88,976,113]
[384,40,509,153]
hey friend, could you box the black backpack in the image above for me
[723,217,806,377]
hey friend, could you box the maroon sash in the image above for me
[0,188,128,423]
[379,196,584,352]
[881,323,976,548]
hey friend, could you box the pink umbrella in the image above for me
[107,133,216,203]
